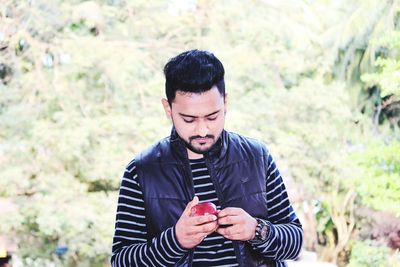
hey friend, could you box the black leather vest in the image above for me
[136,129,277,266]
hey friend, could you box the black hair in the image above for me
[163,49,225,104]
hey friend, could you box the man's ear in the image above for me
[161,98,172,120]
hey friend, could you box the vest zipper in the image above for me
[203,156,243,267]
[203,156,225,207]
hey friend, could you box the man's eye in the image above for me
[183,119,195,123]
[208,117,217,121]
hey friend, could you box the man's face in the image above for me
[162,86,227,159]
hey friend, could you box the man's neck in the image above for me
[187,149,204,160]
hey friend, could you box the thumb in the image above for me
[183,196,199,216]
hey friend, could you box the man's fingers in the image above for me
[188,220,218,235]
[218,207,241,217]
[183,196,199,216]
[218,215,237,226]
[216,224,235,235]
[194,214,218,225]
[200,221,218,233]
[217,231,243,240]
[193,232,208,243]
[216,225,242,238]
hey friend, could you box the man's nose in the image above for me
[196,120,209,137]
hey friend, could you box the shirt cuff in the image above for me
[170,225,189,254]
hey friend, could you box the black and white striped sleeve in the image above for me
[249,152,303,262]
[111,159,188,267]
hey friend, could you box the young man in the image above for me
[111,50,303,267]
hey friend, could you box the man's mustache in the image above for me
[189,135,215,141]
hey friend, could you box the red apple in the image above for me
[190,202,218,217]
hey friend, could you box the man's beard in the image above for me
[170,117,222,155]
[183,134,217,154]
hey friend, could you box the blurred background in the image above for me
[0,0,399,266]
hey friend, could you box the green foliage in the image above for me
[362,30,400,97]
[351,141,400,215]
[331,0,399,84]
[348,241,400,267]
[0,0,399,266]
[230,78,361,196]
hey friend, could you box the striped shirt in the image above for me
[190,158,238,266]
[111,152,303,267]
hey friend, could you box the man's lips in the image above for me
[189,135,214,144]
[194,137,211,143]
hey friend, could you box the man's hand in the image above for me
[176,196,219,249]
[216,207,257,241]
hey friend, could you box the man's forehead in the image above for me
[171,92,223,117]
[172,92,223,106]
